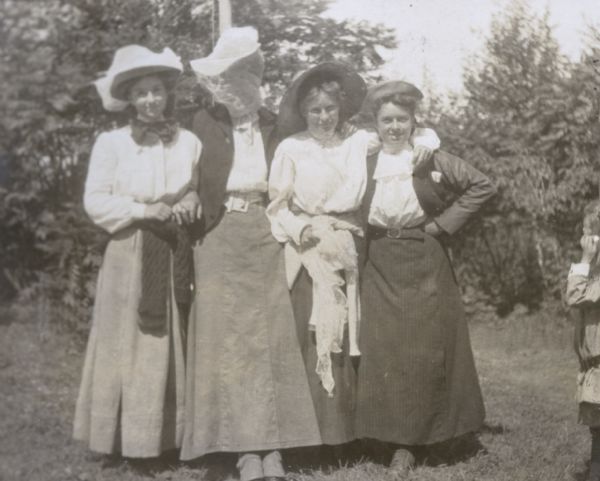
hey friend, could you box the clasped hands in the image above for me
[144,192,202,225]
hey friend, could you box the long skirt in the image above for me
[180,204,321,460]
[73,227,185,457]
[291,268,357,445]
[355,231,485,445]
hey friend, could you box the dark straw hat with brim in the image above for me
[362,80,424,115]
[277,62,367,137]
[94,45,183,112]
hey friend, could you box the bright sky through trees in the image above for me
[325,0,600,94]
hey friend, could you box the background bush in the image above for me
[1,0,599,336]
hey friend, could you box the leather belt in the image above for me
[368,224,425,240]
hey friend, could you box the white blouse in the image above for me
[267,130,371,244]
[84,126,202,233]
[225,113,268,193]
[368,147,427,229]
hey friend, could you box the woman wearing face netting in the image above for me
[180,27,321,481]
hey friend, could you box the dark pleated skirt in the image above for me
[291,268,358,445]
[355,231,485,445]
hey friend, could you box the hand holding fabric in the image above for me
[299,225,320,249]
[172,191,200,225]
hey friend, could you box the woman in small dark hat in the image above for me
[268,66,441,447]
[73,45,202,457]
[355,80,495,474]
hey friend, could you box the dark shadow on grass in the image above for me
[0,307,14,326]
[481,422,507,435]
[423,432,487,467]
[184,452,238,481]
[97,449,182,473]
[90,450,237,480]
[347,432,487,470]
[284,441,365,475]
[573,460,590,481]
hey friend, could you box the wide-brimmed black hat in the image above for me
[277,62,367,137]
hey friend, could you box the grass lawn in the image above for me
[0,304,590,481]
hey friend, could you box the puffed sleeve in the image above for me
[566,263,600,306]
[433,152,496,235]
[267,142,309,244]
[412,127,441,150]
[83,132,147,233]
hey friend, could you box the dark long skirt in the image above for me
[180,205,321,460]
[291,268,357,445]
[355,231,485,445]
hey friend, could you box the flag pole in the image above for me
[218,0,232,33]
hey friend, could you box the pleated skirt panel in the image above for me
[73,227,185,458]
[355,232,485,445]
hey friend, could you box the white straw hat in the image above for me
[190,26,260,78]
[94,45,183,112]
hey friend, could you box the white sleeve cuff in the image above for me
[131,202,147,220]
[569,263,590,277]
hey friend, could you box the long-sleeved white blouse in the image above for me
[368,147,427,229]
[268,127,440,243]
[83,126,202,233]
[267,130,371,244]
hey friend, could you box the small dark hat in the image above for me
[277,62,367,137]
[363,80,424,114]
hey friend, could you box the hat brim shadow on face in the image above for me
[110,66,181,101]
[277,62,367,139]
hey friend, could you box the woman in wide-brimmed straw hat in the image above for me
[73,45,202,458]
[181,27,321,481]
[355,80,494,475]
[267,66,441,447]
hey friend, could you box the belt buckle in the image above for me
[386,228,403,239]
[225,196,249,213]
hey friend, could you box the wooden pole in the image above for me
[218,0,232,34]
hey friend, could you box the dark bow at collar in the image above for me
[130,117,178,146]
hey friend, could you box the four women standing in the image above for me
[74,27,494,478]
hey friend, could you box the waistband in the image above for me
[368,224,426,240]
[224,191,267,213]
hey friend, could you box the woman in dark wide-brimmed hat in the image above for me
[181,27,321,481]
[268,66,441,446]
[73,45,202,457]
[355,80,494,474]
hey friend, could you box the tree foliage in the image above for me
[432,0,600,314]
[0,0,395,329]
